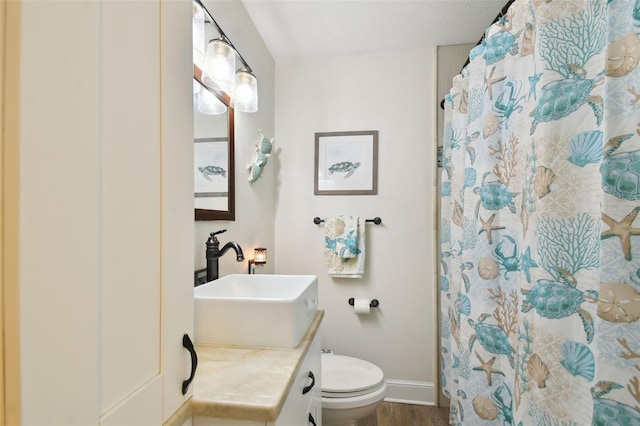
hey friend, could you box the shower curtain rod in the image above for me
[439,0,516,110]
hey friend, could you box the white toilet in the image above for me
[321,353,387,426]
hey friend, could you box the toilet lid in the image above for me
[321,354,384,394]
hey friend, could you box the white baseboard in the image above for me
[383,379,436,406]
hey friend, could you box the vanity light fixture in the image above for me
[193,0,259,113]
[248,247,267,274]
[203,38,236,94]
[232,68,258,113]
[197,85,227,115]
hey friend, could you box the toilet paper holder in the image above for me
[348,298,379,308]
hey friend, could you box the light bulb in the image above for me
[204,39,236,94]
[231,69,258,113]
[234,84,253,104]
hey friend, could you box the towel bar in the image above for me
[313,217,382,225]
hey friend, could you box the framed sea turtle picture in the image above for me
[314,130,378,195]
[194,137,229,211]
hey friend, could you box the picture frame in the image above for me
[194,137,229,212]
[314,130,378,195]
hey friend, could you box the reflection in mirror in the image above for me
[192,0,258,221]
[193,69,235,221]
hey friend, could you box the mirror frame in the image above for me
[193,64,235,221]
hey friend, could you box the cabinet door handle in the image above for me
[182,334,198,395]
[302,371,315,395]
[308,413,317,426]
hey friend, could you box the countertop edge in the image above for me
[189,309,324,422]
[163,400,193,426]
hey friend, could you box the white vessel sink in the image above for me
[194,274,318,348]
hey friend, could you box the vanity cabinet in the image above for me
[191,313,323,426]
[275,331,322,426]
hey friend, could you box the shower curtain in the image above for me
[440,0,640,424]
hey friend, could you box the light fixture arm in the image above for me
[194,0,254,74]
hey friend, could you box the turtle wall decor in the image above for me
[247,130,274,184]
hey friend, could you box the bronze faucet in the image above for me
[206,230,244,282]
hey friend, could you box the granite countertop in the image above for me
[179,309,324,423]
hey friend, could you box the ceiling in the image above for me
[240,0,509,60]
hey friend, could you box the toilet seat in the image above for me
[321,354,385,398]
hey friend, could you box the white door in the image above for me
[17,1,193,424]
[99,2,164,422]
[99,0,195,423]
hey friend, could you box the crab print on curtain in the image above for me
[440,0,640,424]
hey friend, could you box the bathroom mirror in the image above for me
[194,65,235,221]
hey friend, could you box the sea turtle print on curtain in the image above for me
[440,0,640,424]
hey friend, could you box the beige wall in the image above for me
[194,0,276,276]
[191,6,442,403]
[273,49,439,403]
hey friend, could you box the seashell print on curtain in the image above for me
[440,0,640,424]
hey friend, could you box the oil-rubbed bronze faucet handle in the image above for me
[210,229,227,236]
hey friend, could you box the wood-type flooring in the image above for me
[357,402,450,426]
